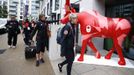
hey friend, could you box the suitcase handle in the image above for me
[28,40,34,46]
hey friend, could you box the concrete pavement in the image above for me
[0,34,55,75]
[51,46,134,75]
[1,33,134,75]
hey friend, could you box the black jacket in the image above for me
[23,22,32,33]
[5,20,20,34]
[62,22,75,56]
[31,20,58,41]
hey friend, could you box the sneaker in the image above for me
[40,58,45,63]
[58,64,62,72]
[12,46,16,49]
[8,45,12,48]
[36,60,40,67]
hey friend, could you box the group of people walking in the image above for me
[5,14,78,75]
[6,15,51,66]
[5,16,36,48]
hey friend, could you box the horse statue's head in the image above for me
[60,0,77,24]
[60,13,78,24]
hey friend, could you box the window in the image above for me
[3,1,7,5]
[57,14,61,24]
[44,7,46,15]
[106,3,134,18]
[20,12,23,15]
[20,16,23,19]
[32,1,35,3]
[55,0,59,11]
[26,0,29,5]
[0,1,2,4]
[47,3,50,15]
[50,0,52,13]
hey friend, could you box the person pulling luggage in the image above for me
[31,14,58,67]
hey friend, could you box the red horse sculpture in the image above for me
[60,0,131,65]
[60,10,131,65]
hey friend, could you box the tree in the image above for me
[0,5,8,18]
[0,6,2,17]
[2,6,8,18]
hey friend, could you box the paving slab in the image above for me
[0,34,55,75]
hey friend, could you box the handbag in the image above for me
[47,29,51,37]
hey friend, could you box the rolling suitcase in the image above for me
[25,41,36,59]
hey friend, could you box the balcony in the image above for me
[31,12,38,15]
[9,8,16,11]
[32,3,39,7]
[12,0,18,4]
[35,0,40,4]
[9,9,17,12]
[9,4,17,7]
[9,12,16,16]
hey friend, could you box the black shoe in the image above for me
[36,60,40,67]
[40,58,45,63]
[58,64,62,72]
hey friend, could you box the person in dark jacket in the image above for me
[5,16,20,49]
[31,14,58,67]
[31,19,36,30]
[58,14,78,75]
[23,19,32,46]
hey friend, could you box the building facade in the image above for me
[0,0,7,6]
[0,0,8,18]
[39,0,62,20]
[39,0,134,60]
[39,0,105,60]
[24,0,40,20]
[7,0,24,20]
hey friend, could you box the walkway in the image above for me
[0,34,55,75]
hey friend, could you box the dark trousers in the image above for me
[60,54,74,75]
[8,33,17,46]
[24,31,31,45]
[46,38,49,51]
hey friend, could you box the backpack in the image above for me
[56,26,65,45]
[56,22,72,45]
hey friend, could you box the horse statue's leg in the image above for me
[113,34,127,65]
[87,40,101,59]
[105,44,115,59]
[78,39,88,61]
